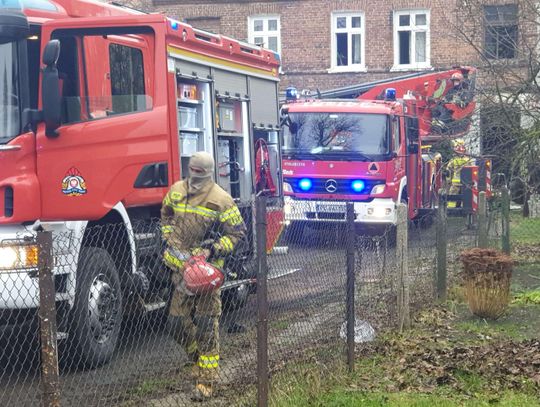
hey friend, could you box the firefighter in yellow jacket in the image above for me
[447,139,473,208]
[161,151,246,400]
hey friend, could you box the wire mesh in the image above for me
[8,194,532,406]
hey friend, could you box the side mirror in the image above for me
[0,10,29,44]
[406,116,419,142]
[41,40,62,137]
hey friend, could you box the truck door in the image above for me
[249,77,282,198]
[36,16,169,220]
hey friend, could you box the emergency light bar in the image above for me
[285,87,298,101]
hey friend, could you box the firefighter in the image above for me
[432,72,469,132]
[446,139,473,208]
[161,151,246,401]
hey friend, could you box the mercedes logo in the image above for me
[325,179,338,193]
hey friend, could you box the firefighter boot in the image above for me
[191,381,214,402]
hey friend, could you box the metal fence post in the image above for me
[396,204,410,332]
[256,196,269,407]
[478,191,488,248]
[37,230,61,407]
[436,191,448,302]
[501,186,511,254]
[345,202,355,372]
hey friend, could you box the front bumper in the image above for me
[0,224,76,310]
[284,196,397,225]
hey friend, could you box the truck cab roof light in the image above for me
[384,88,396,101]
[285,86,298,101]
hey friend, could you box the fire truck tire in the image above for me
[69,247,123,367]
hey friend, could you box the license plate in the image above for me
[316,203,345,213]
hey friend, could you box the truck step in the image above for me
[142,300,167,312]
[57,331,69,340]
[55,292,71,302]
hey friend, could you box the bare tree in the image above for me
[440,0,540,213]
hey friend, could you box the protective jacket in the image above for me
[161,179,245,270]
[447,156,473,185]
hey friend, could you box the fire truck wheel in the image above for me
[69,247,123,367]
[222,283,250,311]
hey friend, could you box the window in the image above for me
[331,12,365,71]
[393,117,401,153]
[484,5,518,59]
[393,10,430,69]
[109,43,146,114]
[0,41,20,143]
[248,16,280,54]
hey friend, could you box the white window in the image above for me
[248,16,281,54]
[393,10,430,70]
[330,12,365,72]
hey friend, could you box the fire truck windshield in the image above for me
[0,41,20,144]
[282,112,389,160]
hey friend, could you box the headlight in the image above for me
[283,182,293,193]
[284,202,292,215]
[0,245,39,270]
[371,184,386,195]
[367,207,392,217]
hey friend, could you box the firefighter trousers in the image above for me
[169,284,222,383]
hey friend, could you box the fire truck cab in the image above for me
[280,68,482,235]
[0,0,281,366]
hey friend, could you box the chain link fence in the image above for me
[3,190,534,406]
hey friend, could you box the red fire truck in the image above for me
[0,0,282,366]
[280,67,487,236]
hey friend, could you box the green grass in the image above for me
[513,289,540,305]
[510,214,540,246]
[268,362,540,407]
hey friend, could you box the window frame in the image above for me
[392,9,431,71]
[109,42,147,115]
[483,4,518,60]
[329,11,366,73]
[247,15,281,55]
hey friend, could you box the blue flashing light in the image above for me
[169,19,179,30]
[298,178,313,191]
[384,88,396,101]
[285,86,298,101]
[351,180,365,193]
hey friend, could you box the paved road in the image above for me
[0,218,474,406]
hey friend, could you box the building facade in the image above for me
[149,0,487,93]
[113,0,536,165]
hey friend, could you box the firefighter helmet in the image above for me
[451,72,464,82]
[183,255,224,294]
[453,138,466,154]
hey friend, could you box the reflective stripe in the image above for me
[172,203,218,219]
[218,236,234,252]
[161,225,173,235]
[171,191,183,200]
[198,354,219,369]
[164,250,187,269]
[219,206,243,225]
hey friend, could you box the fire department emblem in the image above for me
[61,167,87,196]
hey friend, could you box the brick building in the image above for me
[146,0,484,93]
[113,0,535,160]
[114,1,531,94]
